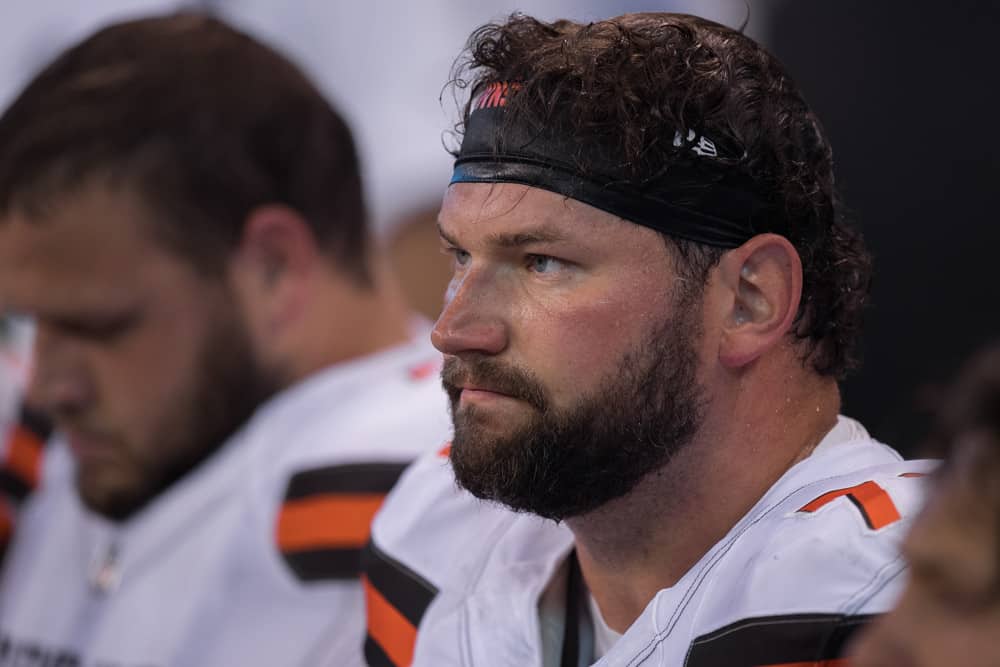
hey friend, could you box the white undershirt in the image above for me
[588,594,624,659]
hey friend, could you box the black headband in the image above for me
[450,82,782,248]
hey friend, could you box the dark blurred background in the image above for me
[769,0,999,454]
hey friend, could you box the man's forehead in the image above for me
[0,261,139,322]
[439,181,628,242]
[0,196,178,317]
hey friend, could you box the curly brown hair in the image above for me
[448,13,872,378]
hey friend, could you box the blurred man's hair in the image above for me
[927,342,1000,457]
[0,13,370,285]
[925,341,1000,553]
[449,13,872,378]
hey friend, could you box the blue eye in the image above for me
[448,248,470,267]
[527,255,562,273]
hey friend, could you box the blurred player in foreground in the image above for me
[364,12,934,666]
[0,14,449,666]
[852,342,1000,666]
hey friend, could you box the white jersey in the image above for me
[0,332,451,667]
[366,417,935,667]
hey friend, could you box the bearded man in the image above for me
[363,13,934,667]
[0,14,450,666]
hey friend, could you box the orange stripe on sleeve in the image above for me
[799,481,901,530]
[276,494,385,552]
[6,426,42,489]
[850,481,901,529]
[365,574,417,667]
[799,486,853,513]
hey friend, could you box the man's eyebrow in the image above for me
[483,230,568,248]
[437,222,459,248]
[436,222,568,249]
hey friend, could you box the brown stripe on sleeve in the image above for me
[284,462,409,500]
[276,462,410,582]
[684,613,874,667]
[362,539,438,667]
[0,407,49,503]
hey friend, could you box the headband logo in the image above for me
[475,82,521,111]
[673,129,718,158]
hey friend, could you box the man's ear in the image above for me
[716,233,802,369]
[229,204,318,335]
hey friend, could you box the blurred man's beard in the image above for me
[75,307,278,521]
[442,303,707,521]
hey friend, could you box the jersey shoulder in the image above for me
[364,445,551,667]
[246,348,452,587]
[683,458,936,667]
[368,444,514,592]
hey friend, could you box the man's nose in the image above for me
[431,271,508,357]
[29,326,93,417]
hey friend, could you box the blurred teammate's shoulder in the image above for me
[258,329,451,584]
[0,331,450,667]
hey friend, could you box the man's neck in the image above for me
[285,256,413,384]
[566,368,840,634]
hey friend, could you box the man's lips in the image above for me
[458,384,518,404]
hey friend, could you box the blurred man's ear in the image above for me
[229,204,319,338]
[715,233,803,369]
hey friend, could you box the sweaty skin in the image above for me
[435,182,681,420]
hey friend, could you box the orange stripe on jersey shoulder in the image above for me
[6,425,43,489]
[757,660,849,667]
[277,493,385,552]
[364,574,418,667]
[899,471,927,478]
[799,480,901,530]
[407,359,440,381]
[437,442,451,458]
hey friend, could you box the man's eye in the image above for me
[526,254,564,274]
[450,248,471,266]
[59,315,136,342]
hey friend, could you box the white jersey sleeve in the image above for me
[0,335,451,667]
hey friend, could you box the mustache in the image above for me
[441,356,548,411]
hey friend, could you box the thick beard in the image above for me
[443,299,707,521]
[77,304,278,521]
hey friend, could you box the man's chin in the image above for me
[75,467,152,521]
